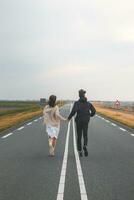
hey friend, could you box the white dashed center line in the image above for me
[131,134,134,136]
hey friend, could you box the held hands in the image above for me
[64,118,68,122]
[64,118,70,122]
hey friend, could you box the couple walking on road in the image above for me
[43,89,96,157]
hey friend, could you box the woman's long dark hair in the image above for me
[48,95,57,107]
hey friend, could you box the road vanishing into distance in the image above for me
[0,104,134,200]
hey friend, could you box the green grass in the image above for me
[0,100,38,107]
[0,101,41,118]
[0,100,66,132]
[0,101,43,132]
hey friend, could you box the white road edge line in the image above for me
[73,118,88,200]
[34,119,38,122]
[119,127,126,132]
[27,122,32,125]
[105,120,110,123]
[131,134,134,137]
[17,126,24,131]
[2,132,13,139]
[111,123,116,127]
[56,106,71,200]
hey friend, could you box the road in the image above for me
[0,104,134,200]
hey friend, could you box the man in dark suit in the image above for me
[68,89,96,157]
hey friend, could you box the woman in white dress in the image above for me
[43,95,66,156]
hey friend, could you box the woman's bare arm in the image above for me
[56,106,67,121]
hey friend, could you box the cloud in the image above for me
[37,65,89,80]
[0,0,134,100]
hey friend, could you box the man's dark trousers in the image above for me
[76,121,89,152]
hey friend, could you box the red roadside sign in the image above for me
[114,100,120,109]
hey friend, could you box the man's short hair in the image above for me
[79,89,86,97]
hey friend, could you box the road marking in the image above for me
[17,126,24,131]
[57,105,71,200]
[2,132,13,139]
[34,119,38,122]
[27,122,32,125]
[111,123,116,126]
[131,134,134,137]
[105,120,110,123]
[119,127,126,132]
[97,115,103,119]
[73,118,88,200]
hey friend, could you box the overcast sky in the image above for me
[0,0,134,101]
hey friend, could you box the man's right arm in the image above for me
[68,102,77,120]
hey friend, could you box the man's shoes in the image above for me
[78,151,83,157]
[83,146,88,157]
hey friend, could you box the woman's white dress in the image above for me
[43,105,66,139]
[46,124,60,139]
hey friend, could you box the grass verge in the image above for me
[95,106,134,128]
[0,110,42,133]
[0,100,67,133]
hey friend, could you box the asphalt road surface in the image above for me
[0,104,134,200]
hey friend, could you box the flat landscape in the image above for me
[94,101,134,129]
[0,101,42,133]
[0,100,134,133]
[0,104,134,200]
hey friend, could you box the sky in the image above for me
[0,0,134,101]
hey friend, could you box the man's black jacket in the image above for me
[68,97,96,123]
